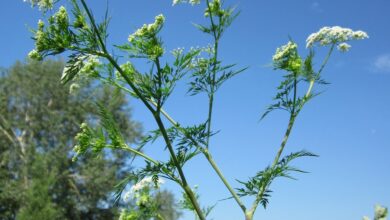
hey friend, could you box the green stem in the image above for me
[79,1,237,217]
[318,44,335,76]
[300,44,335,112]
[203,148,247,212]
[154,115,206,220]
[119,144,159,165]
[246,110,297,219]
[206,92,214,148]
[272,113,296,167]
[148,100,246,213]
[205,0,220,149]
[79,0,155,114]
[155,57,163,109]
[247,44,337,219]
[205,40,219,149]
[151,58,205,219]
[205,0,219,41]
[80,2,204,218]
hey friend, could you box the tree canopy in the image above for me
[0,59,180,220]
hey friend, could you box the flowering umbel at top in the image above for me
[24,0,54,11]
[306,26,368,51]
[272,41,301,72]
[128,14,165,42]
[127,14,166,60]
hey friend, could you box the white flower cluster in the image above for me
[173,0,201,6]
[306,26,368,51]
[128,14,165,43]
[28,49,41,60]
[23,0,54,11]
[171,47,185,57]
[272,41,298,62]
[337,42,351,52]
[123,177,164,202]
[80,55,101,74]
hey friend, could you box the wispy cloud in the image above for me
[373,54,390,73]
[310,2,323,13]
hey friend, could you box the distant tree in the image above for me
[154,190,182,220]
[0,59,180,220]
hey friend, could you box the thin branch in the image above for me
[204,0,220,149]
[79,0,155,114]
[154,115,206,220]
[119,144,159,165]
[247,44,337,219]
[148,100,246,213]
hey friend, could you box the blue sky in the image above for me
[1,0,390,219]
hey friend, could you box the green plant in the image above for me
[25,0,368,219]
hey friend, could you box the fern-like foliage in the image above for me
[236,150,317,208]
[261,47,326,120]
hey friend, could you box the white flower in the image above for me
[172,0,181,5]
[24,0,54,11]
[337,42,351,52]
[353,30,369,40]
[79,55,100,75]
[173,0,200,6]
[374,205,388,219]
[28,49,41,60]
[306,26,368,49]
[171,47,185,57]
[272,41,298,62]
[128,14,165,42]
[123,176,164,202]
[189,0,201,5]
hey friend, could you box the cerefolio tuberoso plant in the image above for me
[25,0,368,219]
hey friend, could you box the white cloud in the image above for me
[373,54,390,73]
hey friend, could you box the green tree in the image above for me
[0,59,180,220]
[154,190,182,220]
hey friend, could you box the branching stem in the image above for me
[154,115,206,220]
[246,44,336,220]
[79,1,205,218]
[148,100,246,213]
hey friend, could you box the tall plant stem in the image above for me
[154,115,206,220]
[203,148,247,212]
[200,4,248,212]
[79,0,155,114]
[148,100,246,213]
[246,90,298,220]
[79,1,205,218]
[246,45,336,220]
[206,40,218,149]
[205,0,220,149]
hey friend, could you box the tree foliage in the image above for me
[0,59,180,220]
